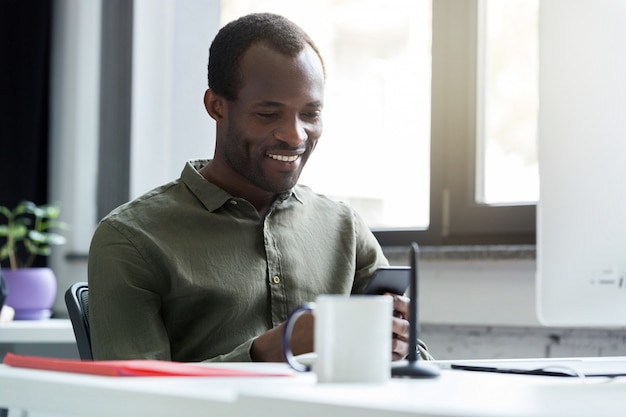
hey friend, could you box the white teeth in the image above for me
[268,154,299,162]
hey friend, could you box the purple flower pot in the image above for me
[2,268,57,320]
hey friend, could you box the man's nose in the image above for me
[273,117,307,146]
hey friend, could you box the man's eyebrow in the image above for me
[253,100,323,108]
[254,101,283,108]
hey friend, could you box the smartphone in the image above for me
[364,266,410,295]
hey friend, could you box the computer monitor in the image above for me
[536,0,626,327]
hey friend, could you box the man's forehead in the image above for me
[241,42,323,73]
[237,43,325,101]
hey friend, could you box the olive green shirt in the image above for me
[88,160,388,362]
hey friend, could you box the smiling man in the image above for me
[88,13,426,363]
[199,39,324,218]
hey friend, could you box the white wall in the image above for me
[421,259,538,326]
[131,0,220,198]
[48,0,102,316]
[49,0,221,316]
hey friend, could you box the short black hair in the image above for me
[208,13,326,101]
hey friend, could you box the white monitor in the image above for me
[536,0,626,327]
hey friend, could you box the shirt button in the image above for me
[272,275,281,284]
[229,200,238,205]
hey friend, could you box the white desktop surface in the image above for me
[0,319,75,343]
[1,361,625,417]
[0,364,237,417]
[236,367,626,417]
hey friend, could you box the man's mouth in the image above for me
[266,153,300,162]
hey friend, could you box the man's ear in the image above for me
[204,89,227,121]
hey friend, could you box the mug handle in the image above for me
[281,302,315,372]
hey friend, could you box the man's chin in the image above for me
[263,177,300,195]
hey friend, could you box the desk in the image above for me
[0,320,75,344]
[0,320,78,360]
[0,361,625,417]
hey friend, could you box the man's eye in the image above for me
[303,111,321,119]
[258,112,278,119]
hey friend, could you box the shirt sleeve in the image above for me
[201,339,255,362]
[88,220,172,360]
[351,208,389,294]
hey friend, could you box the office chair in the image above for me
[65,282,93,360]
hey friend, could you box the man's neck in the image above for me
[198,160,277,217]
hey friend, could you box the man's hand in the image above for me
[251,295,411,362]
[251,313,314,362]
[389,294,411,360]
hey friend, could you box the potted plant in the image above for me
[0,201,67,320]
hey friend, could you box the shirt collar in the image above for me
[181,159,303,212]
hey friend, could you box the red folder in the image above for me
[3,352,290,377]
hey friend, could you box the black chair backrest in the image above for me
[65,282,93,360]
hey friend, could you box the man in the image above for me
[89,13,425,362]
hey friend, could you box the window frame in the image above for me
[374,0,536,247]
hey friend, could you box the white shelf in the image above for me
[0,319,75,343]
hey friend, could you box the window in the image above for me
[477,0,539,205]
[222,0,432,230]
[222,0,537,246]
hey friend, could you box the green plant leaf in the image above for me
[41,205,61,219]
[28,230,66,245]
[46,233,67,245]
[0,200,68,268]
[8,224,28,239]
[0,244,11,259]
[0,206,11,218]
[15,201,37,215]
[28,230,47,243]
[24,239,52,257]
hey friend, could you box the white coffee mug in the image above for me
[282,294,392,383]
